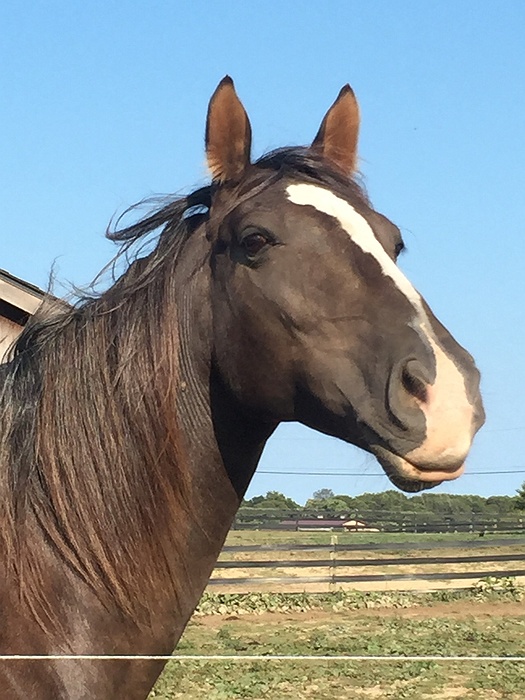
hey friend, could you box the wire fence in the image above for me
[1,654,525,662]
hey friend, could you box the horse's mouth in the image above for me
[372,445,465,493]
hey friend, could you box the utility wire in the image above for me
[258,469,525,477]
[271,427,525,441]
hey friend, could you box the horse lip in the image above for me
[372,445,465,493]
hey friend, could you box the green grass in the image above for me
[149,589,525,699]
[149,533,525,697]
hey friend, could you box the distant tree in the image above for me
[515,483,525,511]
[312,488,335,501]
[465,495,488,514]
[242,491,300,510]
[352,490,410,513]
[333,494,356,508]
[304,496,349,513]
[485,495,518,514]
[416,493,471,515]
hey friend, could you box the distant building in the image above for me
[343,519,380,533]
[0,269,45,361]
[278,517,380,532]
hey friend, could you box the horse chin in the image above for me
[372,445,465,494]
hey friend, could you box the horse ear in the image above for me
[206,76,252,183]
[312,85,360,175]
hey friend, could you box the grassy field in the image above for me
[149,593,525,699]
[146,532,525,698]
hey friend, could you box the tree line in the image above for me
[241,485,525,518]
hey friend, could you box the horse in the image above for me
[0,77,484,698]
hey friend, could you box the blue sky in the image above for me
[2,2,524,505]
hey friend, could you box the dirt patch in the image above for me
[194,600,525,628]
[360,599,525,619]
[208,574,525,595]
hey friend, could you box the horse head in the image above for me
[205,77,484,493]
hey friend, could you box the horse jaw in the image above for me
[372,444,466,493]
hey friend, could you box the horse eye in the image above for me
[241,231,270,257]
[394,241,405,258]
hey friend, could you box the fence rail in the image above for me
[216,553,525,569]
[208,536,525,592]
[222,536,525,553]
[233,513,525,535]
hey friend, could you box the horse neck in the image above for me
[0,233,278,698]
[153,229,276,622]
[3,230,271,647]
[175,226,276,518]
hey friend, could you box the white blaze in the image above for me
[286,183,423,313]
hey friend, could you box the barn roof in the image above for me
[0,269,46,319]
[0,270,49,360]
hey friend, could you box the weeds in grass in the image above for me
[473,576,525,600]
[195,578,525,617]
[151,579,525,699]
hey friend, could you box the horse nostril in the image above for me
[401,359,429,404]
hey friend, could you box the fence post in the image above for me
[330,534,338,591]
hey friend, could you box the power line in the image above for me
[258,469,525,477]
[270,427,525,441]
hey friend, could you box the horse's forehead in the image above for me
[286,183,423,313]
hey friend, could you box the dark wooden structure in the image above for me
[0,269,44,361]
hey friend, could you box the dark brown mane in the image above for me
[0,193,211,629]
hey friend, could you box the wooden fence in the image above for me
[233,513,525,535]
[207,536,525,593]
